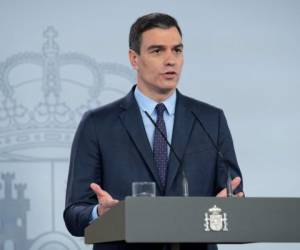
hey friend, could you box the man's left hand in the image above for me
[216,176,244,198]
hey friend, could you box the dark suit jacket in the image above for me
[64,86,243,250]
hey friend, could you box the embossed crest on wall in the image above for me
[0,27,134,250]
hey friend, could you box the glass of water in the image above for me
[132,182,156,197]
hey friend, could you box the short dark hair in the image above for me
[129,13,182,54]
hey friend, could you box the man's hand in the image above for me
[90,183,119,216]
[216,176,244,198]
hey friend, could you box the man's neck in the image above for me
[136,84,176,103]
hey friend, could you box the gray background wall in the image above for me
[0,0,299,249]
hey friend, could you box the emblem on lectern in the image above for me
[204,205,228,231]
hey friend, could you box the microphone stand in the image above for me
[191,111,235,197]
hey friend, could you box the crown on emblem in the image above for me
[0,27,134,158]
[208,205,222,214]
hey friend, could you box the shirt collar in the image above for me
[134,86,176,116]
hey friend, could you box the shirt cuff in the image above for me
[90,204,99,222]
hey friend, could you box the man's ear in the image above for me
[128,49,139,70]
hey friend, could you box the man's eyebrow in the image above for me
[147,45,165,51]
[174,43,184,49]
[147,43,184,51]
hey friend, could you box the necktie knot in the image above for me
[155,103,166,118]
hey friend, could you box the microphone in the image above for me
[144,111,189,197]
[191,111,234,197]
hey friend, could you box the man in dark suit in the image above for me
[64,13,244,250]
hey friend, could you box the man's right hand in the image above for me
[90,183,119,216]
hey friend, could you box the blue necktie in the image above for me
[153,103,168,187]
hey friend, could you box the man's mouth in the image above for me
[163,71,177,75]
[162,71,177,79]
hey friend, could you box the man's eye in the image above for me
[175,48,183,53]
[152,49,161,54]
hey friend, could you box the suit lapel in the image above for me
[119,89,164,192]
[166,92,195,192]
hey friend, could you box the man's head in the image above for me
[129,13,182,55]
[129,13,184,102]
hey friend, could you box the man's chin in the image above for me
[159,81,178,93]
[159,87,176,95]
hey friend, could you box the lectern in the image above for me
[85,197,300,248]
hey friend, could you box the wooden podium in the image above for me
[85,197,300,247]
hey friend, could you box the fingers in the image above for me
[101,199,119,208]
[90,183,119,216]
[98,203,119,216]
[98,197,119,216]
[90,182,104,195]
[231,177,241,191]
[216,189,244,198]
[216,188,227,198]
[216,176,243,198]
[236,192,244,198]
[90,183,112,199]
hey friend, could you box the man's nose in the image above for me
[164,51,176,66]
